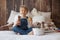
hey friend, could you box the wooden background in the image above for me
[52,0,60,28]
[0,0,60,28]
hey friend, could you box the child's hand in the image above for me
[16,21,21,26]
[28,17,32,26]
[16,16,21,26]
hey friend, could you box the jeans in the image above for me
[12,26,32,35]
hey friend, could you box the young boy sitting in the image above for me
[12,5,33,35]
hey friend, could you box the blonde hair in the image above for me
[19,5,28,12]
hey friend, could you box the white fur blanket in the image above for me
[0,31,60,40]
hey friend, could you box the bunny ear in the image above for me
[18,16,21,18]
[31,8,38,16]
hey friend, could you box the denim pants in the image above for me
[12,26,32,35]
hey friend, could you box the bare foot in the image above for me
[15,32,20,35]
[28,31,34,35]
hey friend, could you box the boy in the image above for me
[12,5,32,35]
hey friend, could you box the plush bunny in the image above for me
[31,8,45,28]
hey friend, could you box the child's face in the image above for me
[20,8,28,15]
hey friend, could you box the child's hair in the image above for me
[19,5,28,12]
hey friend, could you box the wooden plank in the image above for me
[52,0,60,28]
[0,0,7,26]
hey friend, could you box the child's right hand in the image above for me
[16,21,21,26]
[16,16,21,26]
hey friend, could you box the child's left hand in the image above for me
[28,17,32,26]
